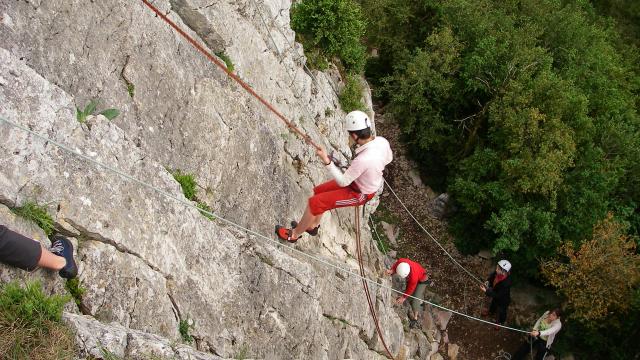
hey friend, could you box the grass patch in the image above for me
[76,99,120,123]
[196,201,215,221]
[169,169,216,221]
[127,83,135,98]
[370,217,391,253]
[235,345,249,360]
[170,169,197,201]
[65,278,85,307]
[11,201,55,236]
[338,74,366,113]
[325,108,334,117]
[0,281,74,359]
[371,201,401,252]
[215,52,235,73]
[322,313,352,326]
[179,318,193,344]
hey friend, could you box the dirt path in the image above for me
[374,108,526,359]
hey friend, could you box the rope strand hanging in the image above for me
[355,206,395,359]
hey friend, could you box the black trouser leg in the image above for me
[512,338,532,360]
[513,337,547,360]
[533,339,548,360]
[496,304,508,324]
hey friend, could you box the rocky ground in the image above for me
[374,106,558,360]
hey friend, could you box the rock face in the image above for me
[0,1,444,359]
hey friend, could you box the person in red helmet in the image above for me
[387,258,433,328]
[275,110,393,242]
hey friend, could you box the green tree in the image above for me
[291,0,367,73]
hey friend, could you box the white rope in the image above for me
[0,116,528,333]
[383,179,485,285]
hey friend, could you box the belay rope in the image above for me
[355,206,395,359]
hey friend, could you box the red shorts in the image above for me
[308,180,375,216]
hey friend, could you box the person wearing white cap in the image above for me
[386,258,435,328]
[480,259,512,327]
[276,110,393,242]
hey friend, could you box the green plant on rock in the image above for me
[196,201,215,221]
[65,278,85,307]
[215,52,235,73]
[291,0,367,73]
[127,83,135,98]
[0,281,74,359]
[170,169,198,201]
[339,73,365,112]
[11,201,55,236]
[179,318,193,344]
[76,99,120,123]
[235,345,249,360]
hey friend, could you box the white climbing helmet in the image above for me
[396,262,410,278]
[498,259,512,272]
[345,110,371,132]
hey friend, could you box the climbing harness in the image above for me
[354,206,395,359]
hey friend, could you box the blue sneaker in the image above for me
[50,235,78,279]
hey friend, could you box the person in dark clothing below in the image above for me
[512,308,562,360]
[0,225,77,279]
[480,259,512,328]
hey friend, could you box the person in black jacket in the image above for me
[479,259,512,326]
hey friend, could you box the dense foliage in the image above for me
[543,213,640,322]
[362,0,640,269]
[359,0,640,357]
[291,0,367,74]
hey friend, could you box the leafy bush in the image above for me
[543,214,640,323]
[11,202,55,236]
[291,0,367,73]
[338,74,366,112]
[0,281,74,359]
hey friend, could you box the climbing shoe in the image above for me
[409,319,421,329]
[50,235,78,279]
[275,225,300,243]
[290,221,320,236]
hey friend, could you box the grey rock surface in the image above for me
[64,313,223,360]
[0,0,444,358]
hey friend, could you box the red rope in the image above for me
[355,206,395,359]
[139,0,321,151]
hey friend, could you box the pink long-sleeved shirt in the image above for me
[326,136,393,194]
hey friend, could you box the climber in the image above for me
[480,259,512,328]
[275,110,393,242]
[0,225,78,279]
[512,308,563,360]
[386,258,434,329]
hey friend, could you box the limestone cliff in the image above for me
[0,1,440,359]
